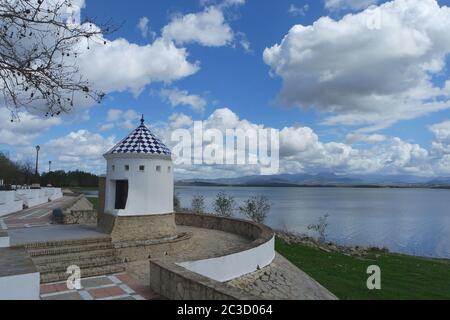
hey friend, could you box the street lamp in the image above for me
[48,160,52,173]
[35,145,40,176]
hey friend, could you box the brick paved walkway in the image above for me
[40,273,163,300]
[0,196,76,230]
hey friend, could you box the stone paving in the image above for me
[0,196,76,230]
[40,273,163,300]
[228,253,337,300]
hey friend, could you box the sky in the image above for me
[2,0,450,179]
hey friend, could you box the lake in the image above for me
[175,186,450,259]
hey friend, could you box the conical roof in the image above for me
[104,116,171,157]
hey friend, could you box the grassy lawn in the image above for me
[276,238,450,300]
[87,197,98,210]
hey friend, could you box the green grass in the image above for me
[275,238,450,300]
[87,197,98,210]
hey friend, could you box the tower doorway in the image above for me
[115,180,129,210]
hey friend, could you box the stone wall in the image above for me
[150,258,260,300]
[149,213,275,300]
[52,195,96,225]
[108,213,177,242]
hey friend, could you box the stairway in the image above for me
[25,237,125,284]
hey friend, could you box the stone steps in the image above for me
[25,236,126,284]
[37,255,122,273]
[40,264,125,284]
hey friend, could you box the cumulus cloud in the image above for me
[99,109,141,131]
[288,4,309,16]
[162,6,234,47]
[160,88,207,113]
[45,130,116,172]
[152,107,442,179]
[0,107,62,146]
[324,0,378,11]
[137,16,156,39]
[264,0,450,132]
[78,38,199,96]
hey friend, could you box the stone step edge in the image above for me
[28,243,115,257]
[40,264,126,284]
[37,257,123,273]
[24,236,112,250]
[32,249,116,265]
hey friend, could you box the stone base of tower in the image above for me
[98,212,178,242]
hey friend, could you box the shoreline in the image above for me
[276,231,450,262]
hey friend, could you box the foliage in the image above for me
[308,214,330,244]
[174,193,181,212]
[0,0,112,118]
[213,192,236,217]
[0,151,36,185]
[40,170,98,187]
[239,195,271,224]
[190,194,205,214]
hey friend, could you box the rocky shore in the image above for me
[276,231,389,257]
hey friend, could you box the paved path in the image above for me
[8,224,107,246]
[0,196,77,231]
[40,273,163,300]
[228,253,337,300]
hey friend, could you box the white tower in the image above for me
[100,116,176,241]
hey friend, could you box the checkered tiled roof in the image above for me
[106,119,171,156]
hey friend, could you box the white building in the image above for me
[103,116,174,217]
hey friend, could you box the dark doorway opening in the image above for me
[115,180,129,210]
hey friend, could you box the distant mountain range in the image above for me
[176,173,450,188]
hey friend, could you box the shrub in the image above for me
[239,195,271,224]
[174,193,181,212]
[190,194,205,214]
[308,214,330,244]
[213,192,236,217]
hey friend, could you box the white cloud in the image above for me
[78,38,199,96]
[160,88,207,113]
[99,109,141,131]
[264,0,450,132]
[137,17,156,39]
[45,130,116,172]
[346,133,386,144]
[0,107,62,146]
[157,107,441,179]
[324,0,378,11]
[288,4,309,16]
[162,7,234,47]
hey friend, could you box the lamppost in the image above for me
[35,145,40,177]
[48,160,52,173]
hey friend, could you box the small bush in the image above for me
[308,214,330,244]
[174,193,181,212]
[213,192,236,217]
[190,194,205,214]
[239,195,271,224]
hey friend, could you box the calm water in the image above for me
[175,186,450,259]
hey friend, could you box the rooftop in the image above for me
[104,116,171,157]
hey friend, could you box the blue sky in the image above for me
[2,0,450,179]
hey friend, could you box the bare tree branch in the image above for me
[0,0,114,120]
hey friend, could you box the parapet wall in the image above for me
[150,213,275,300]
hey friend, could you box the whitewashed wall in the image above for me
[177,236,275,282]
[0,191,23,217]
[105,156,174,216]
[0,273,40,300]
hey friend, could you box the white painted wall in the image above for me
[16,189,48,208]
[0,191,23,217]
[104,155,174,216]
[0,273,40,300]
[0,236,9,248]
[177,236,276,282]
[43,188,63,201]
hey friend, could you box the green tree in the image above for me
[191,194,205,214]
